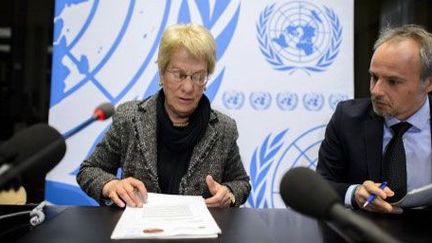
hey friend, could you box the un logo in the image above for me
[257,1,342,74]
[328,93,349,110]
[250,92,272,110]
[276,92,298,111]
[222,90,245,110]
[246,125,326,208]
[303,93,324,111]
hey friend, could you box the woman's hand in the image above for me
[204,175,234,208]
[102,177,147,208]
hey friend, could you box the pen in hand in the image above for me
[362,181,388,208]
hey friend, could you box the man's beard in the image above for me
[371,98,392,117]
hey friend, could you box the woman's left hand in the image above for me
[204,175,232,208]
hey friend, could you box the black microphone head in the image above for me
[93,102,115,120]
[0,124,66,189]
[280,167,341,220]
[0,124,64,164]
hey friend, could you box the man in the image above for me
[317,25,432,213]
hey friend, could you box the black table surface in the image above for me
[1,205,431,243]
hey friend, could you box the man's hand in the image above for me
[102,177,147,208]
[204,175,233,208]
[354,180,402,214]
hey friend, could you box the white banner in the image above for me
[48,0,353,207]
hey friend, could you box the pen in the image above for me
[362,181,388,208]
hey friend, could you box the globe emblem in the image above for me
[269,2,332,64]
[270,125,326,208]
[303,93,324,111]
[249,92,272,110]
[276,92,298,111]
[328,93,349,110]
[246,126,326,208]
[51,1,170,106]
[257,2,342,73]
[222,90,245,110]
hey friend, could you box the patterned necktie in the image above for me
[382,122,412,203]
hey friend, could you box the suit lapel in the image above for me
[182,112,218,183]
[134,96,159,185]
[429,94,432,129]
[364,110,384,181]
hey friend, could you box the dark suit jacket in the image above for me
[316,96,432,200]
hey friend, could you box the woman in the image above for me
[77,23,251,208]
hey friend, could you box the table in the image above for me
[1,205,431,242]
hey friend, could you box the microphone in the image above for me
[0,124,66,188]
[280,167,399,243]
[0,124,64,166]
[63,102,115,139]
[0,103,113,189]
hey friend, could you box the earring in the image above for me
[159,80,163,86]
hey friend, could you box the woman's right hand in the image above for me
[102,177,147,208]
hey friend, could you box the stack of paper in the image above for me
[111,193,221,239]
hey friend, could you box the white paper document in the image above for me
[111,193,221,239]
[392,183,432,208]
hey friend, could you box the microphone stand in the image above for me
[0,201,46,225]
[63,116,97,139]
[326,204,400,243]
[0,201,47,238]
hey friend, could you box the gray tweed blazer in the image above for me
[77,93,251,206]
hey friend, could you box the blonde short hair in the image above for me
[157,23,216,75]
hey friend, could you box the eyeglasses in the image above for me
[165,69,208,85]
